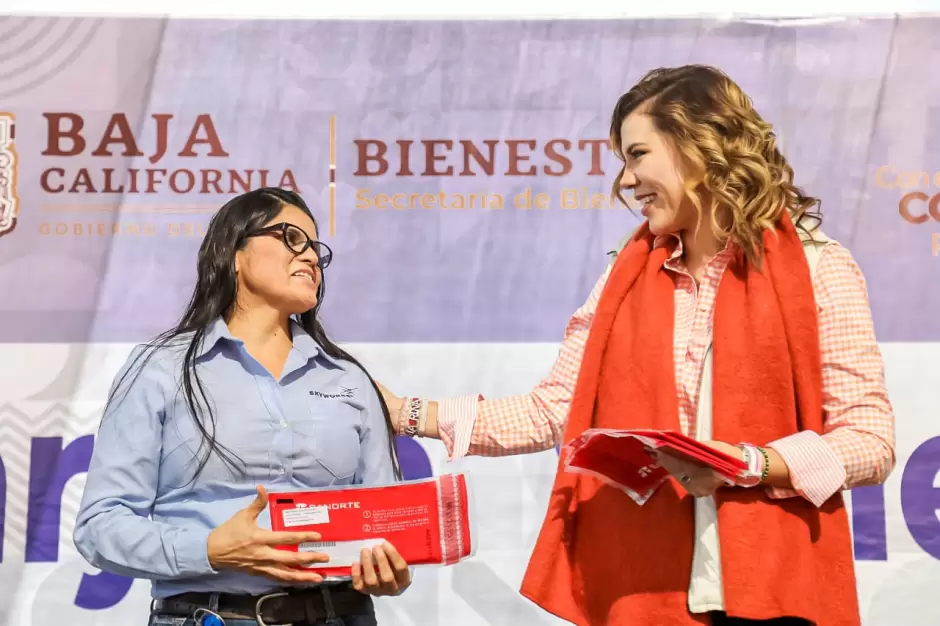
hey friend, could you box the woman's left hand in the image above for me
[651,441,743,498]
[351,542,411,596]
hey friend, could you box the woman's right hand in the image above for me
[375,381,404,420]
[207,485,329,583]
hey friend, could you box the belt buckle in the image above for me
[254,591,289,626]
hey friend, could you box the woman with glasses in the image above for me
[74,188,410,626]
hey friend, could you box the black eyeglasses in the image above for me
[244,222,333,269]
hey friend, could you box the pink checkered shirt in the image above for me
[438,236,896,507]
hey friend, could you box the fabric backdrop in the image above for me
[0,14,938,625]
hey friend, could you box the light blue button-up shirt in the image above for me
[74,317,397,598]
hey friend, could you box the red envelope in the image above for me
[562,429,750,505]
[651,431,747,478]
[268,473,475,579]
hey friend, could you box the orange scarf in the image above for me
[519,213,859,625]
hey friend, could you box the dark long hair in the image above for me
[106,187,401,483]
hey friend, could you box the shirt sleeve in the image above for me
[437,264,611,460]
[354,367,398,486]
[351,369,413,591]
[766,242,896,507]
[73,346,217,580]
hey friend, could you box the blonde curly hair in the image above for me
[609,65,821,268]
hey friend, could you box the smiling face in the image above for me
[234,203,323,316]
[617,111,700,238]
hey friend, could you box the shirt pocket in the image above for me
[292,399,362,483]
[160,410,268,491]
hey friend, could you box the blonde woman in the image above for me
[381,65,895,625]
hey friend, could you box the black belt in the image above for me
[152,585,374,625]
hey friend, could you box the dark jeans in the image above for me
[148,618,376,626]
[711,613,811,625]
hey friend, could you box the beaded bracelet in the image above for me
[756,446,771,483]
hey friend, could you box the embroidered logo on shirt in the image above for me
[310,386,356,399]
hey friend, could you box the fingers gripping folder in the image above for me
[562,429,750,505]
[268,473,476,579]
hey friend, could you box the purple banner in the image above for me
[0,16,938,342]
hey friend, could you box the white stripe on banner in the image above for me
[0,342,938,625]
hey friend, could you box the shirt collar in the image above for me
[196,317,238,358]
[289,318,329,362]
[652,233,684,269]
[196,316,339,367]
[653,233,738,272]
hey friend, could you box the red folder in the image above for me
[268,473,475,579]
[561,429,751,505]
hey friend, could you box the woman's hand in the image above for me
[651,441,743,498]
[375,381,404,424]
[351,542,411,596]
[207,486,329,583]
[700,440,745,461]
[375,381,442,440]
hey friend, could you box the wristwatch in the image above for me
[735,443,764,488]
